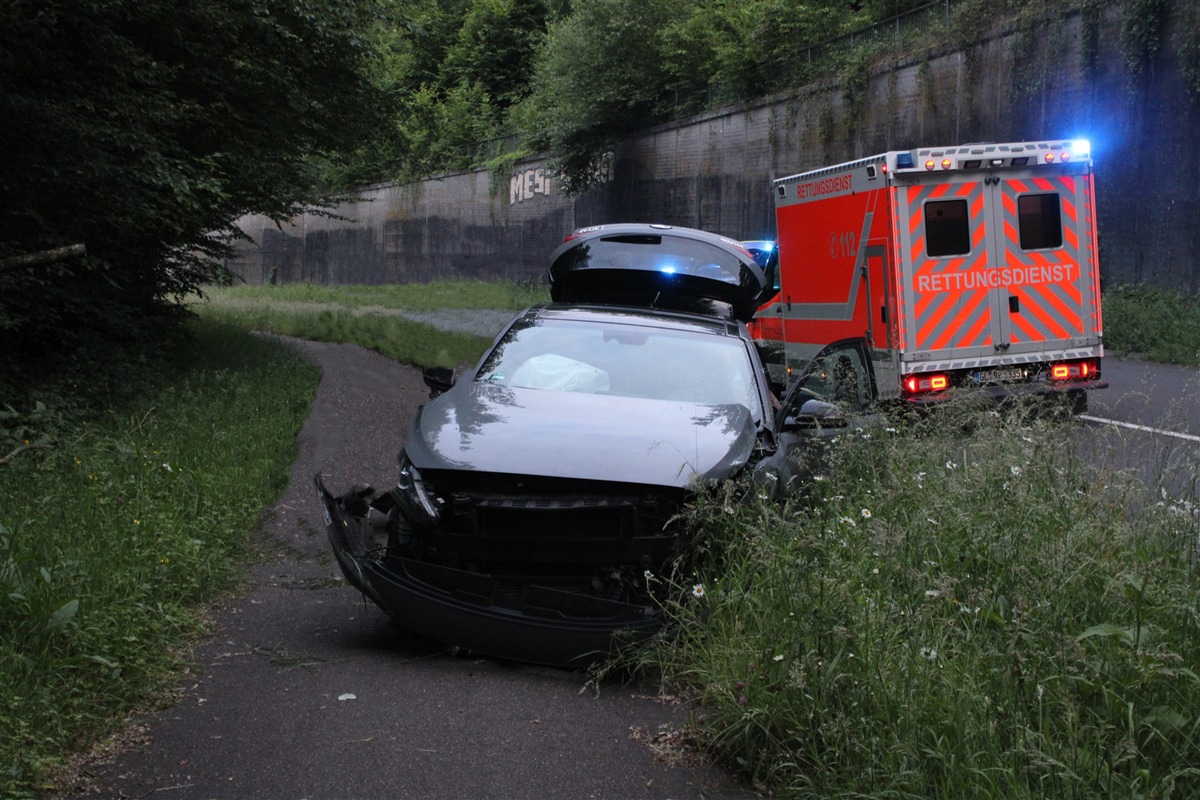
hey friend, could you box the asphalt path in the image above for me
[1079,358,1200,499]
[71,338,754,800]
[1087,358,1200,436]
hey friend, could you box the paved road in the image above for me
[1088,358,1200,436]
[72,338,753,800]
[1081,358,1200,499]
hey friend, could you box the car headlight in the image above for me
[397,450,442,526]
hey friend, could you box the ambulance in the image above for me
[752,139,1106,412]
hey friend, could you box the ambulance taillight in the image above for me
[903,373,949,395]
[1050,360,1097,381]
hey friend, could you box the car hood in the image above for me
[406,382,759,488]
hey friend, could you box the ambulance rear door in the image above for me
[989,165,1101,358]
[897,171,1002,365]
[895,153,1099,374]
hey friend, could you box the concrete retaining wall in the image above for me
[226,6,1200,293]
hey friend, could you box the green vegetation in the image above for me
[627,406,1200,798]
[208,279,549,312]
[0,319,316,797]
[196,280,551,368]
[351,0,935,190]
[0,0,392,393]
[1101,284,1200,366]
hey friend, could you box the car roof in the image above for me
[547,224,767,322]
[519,302,746,339]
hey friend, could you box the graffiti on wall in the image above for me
[510,168,553,204]
[509,154,615,205]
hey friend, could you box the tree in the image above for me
[519,0,688,191]
[443,0,550,110]
[0,0,390,381]
[343,0,551,183]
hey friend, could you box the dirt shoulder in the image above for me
[70,338,753,800]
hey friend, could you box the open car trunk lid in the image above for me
[548,224,768,322]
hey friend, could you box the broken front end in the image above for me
[315,468,686,666]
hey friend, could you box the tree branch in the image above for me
[0,244,87,276]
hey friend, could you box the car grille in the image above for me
[426,487,683,570]
[476,497,632,538]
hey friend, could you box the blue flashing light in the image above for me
[660,264,677,275]
[1071,139,1091,158]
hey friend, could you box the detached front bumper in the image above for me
[315,474,663,666]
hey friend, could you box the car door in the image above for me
[758,340,874,496]
[783,339,875,414]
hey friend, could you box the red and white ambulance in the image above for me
[752,139,1106,411]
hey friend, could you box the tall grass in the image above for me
[0,318,316,797]
[196,279,550,368]
[1102,285,1200,366]
[211,278,549,311]
[633,405,1200,798]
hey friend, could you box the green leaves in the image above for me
[45,599,79,634]
[0,0,392,383]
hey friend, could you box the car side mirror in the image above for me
[422,366,455,397]
[782,397,847,431]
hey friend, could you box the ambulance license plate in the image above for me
[975,368,1023,384]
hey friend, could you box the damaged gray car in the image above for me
[316,224,873,666]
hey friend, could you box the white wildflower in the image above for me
[919,647,938,662]
[860,508,872,519]
[691,583,705,598]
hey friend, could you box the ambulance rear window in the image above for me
[1017,193,1063,250]
[924,199,970,257]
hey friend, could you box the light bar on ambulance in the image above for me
[890,140,1091,174]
